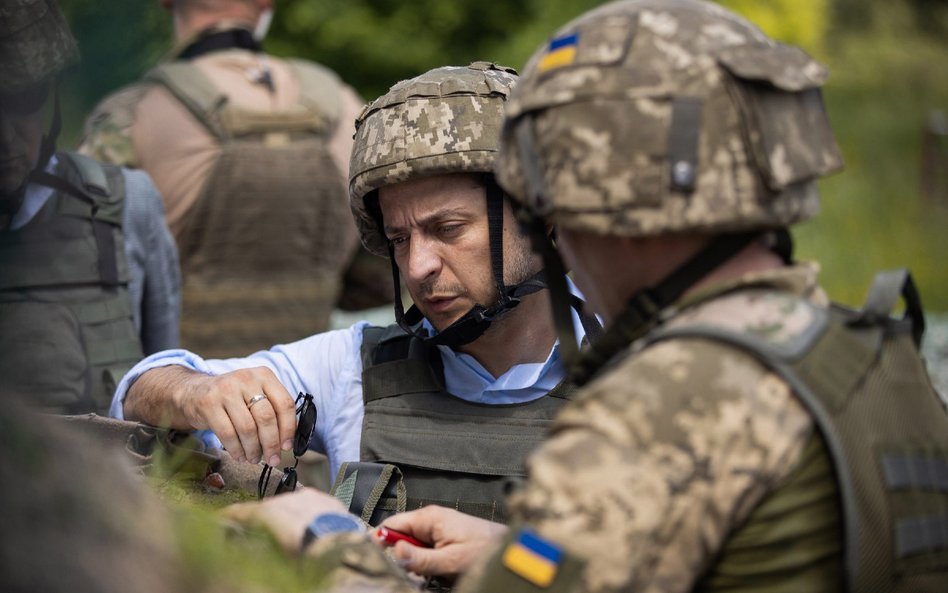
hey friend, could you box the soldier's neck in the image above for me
[456,289,557,380]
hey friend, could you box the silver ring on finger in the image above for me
[247,393,267,410]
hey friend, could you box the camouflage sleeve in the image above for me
[458,339,814,593]
[78,83,150,167]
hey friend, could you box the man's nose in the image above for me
[405,236,442,284]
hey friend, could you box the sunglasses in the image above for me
[257,392,316,499]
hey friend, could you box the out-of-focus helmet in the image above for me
[0,0,79,93]
[498,0,843,237]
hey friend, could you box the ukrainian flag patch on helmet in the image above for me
[502,528,563,587]
[538,33,579,73]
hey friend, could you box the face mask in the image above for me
[253,8,273,42]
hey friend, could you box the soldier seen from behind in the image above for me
[0,0,180,414]
[81,0,392,359]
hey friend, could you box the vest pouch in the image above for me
[330,461,407,526]
[0,300,89,411]
[716,43,843,192]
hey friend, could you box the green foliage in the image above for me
[718,0,830,53]
[266,0,606,101]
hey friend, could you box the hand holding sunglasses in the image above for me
[257,392,316,499]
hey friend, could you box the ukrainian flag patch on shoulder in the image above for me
[538,33,579,73]
[502,528,563,587]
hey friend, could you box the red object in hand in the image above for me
[375,526,431,548]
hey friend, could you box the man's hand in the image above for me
[222,487,349,553]
[380,506,508,578]
[126,366,297,466]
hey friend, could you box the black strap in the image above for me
[486,177,508,307]
[178,27,261,60]
[854,269,925,347]
[572,232,759,385]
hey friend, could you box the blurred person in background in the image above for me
[1,0,179,414]
[81,0,392,359]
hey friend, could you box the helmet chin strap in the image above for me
[388,178,547,348]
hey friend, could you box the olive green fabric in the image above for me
[696,431,843,593]
[143,61,352,357]
[347,324,574,524]
[0,152,143,413]
[650,272,948,593]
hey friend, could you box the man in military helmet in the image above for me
[0,0,180,414]
[80,0,392,359]
[220,1,948,592]
[112,62,598,523]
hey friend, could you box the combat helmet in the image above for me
[349,62,546,347]
[0,0,79,93]
[498,0,843,238]
[498,0,844,383]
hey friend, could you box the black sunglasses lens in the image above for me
[275,467,298,494]
[293,395,316,457]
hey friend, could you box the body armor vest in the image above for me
[331,324,575,526]
[0,152,143,413]
[145,58,353,357]
[645,271,948,593]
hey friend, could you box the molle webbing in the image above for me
[349,325,574,524]
[649,271,948,593]
[0,153,142,413]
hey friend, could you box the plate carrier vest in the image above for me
[0,152,143,413]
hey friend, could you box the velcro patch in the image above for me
[502,528,563,587]
[538,33,579,73]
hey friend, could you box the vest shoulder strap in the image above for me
[144,62,227,138]
[286,59,342,129]
[54,152,126,226]
[647,272,948,592]
[360,324,443,404]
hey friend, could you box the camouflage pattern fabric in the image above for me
[496,0,843,238]
[80,83,148,167]
[459,265,824,593]
[348,61,518,256]
[273,266,831,593]
[0,0,78,91]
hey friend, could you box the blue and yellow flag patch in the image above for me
[502,528,563,587]
[537,33,579,73]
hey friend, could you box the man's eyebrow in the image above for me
[383,207,474,236]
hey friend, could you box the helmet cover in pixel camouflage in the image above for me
[349,61,518,256]
[497,0,843,238]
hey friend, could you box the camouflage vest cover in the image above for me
[0,152,143,413]
[644,271,948,593]
[144,59,352,357]
[331,325,575,526]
